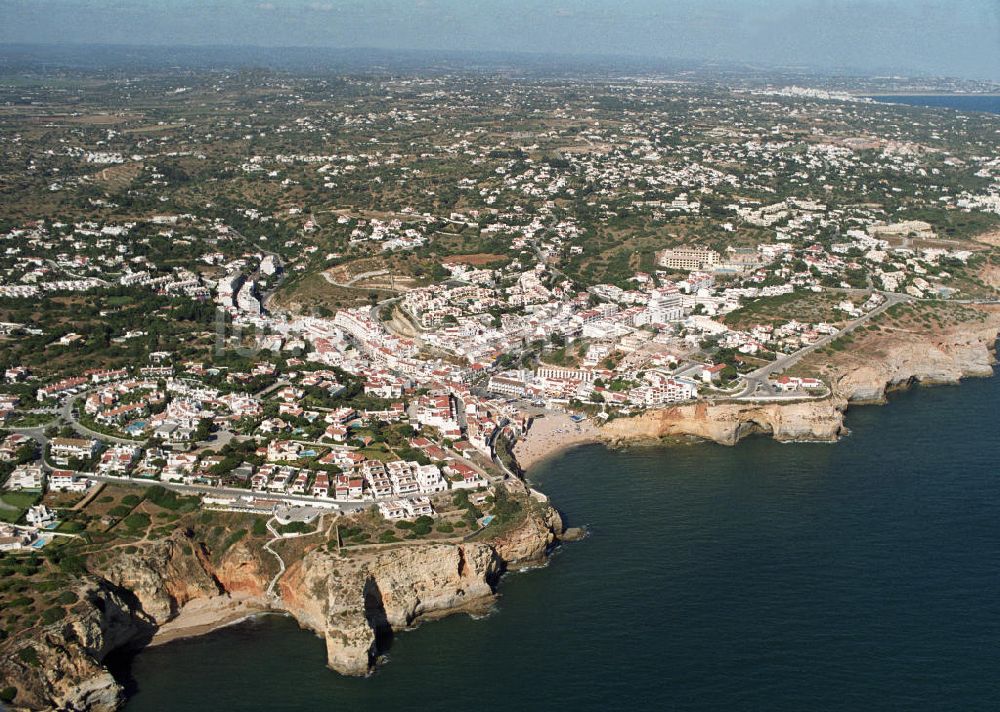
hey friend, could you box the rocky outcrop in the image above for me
[212,540,270,597]
[600,309,1000,448]
[601,397,848,447]
[830,315,1000,403]
[97,530,272,626]
[1,531,273,711]
[1,499,565,708]
[101,533,225,624]
[279,498,564,676]
[281,543,503,675]
[490,487,564,564]
[0,583,154,712]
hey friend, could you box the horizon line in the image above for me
[0,41,995,85]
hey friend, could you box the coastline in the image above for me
[147,595,271,647]
[511,313,1000,466]
[5,306,999,712]
[141,310,1000,663]
[0,491,569,711]
[4,340,996,712]
[863,92,1000,98]
[512,412,601,471]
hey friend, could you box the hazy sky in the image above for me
[1,0,998,79]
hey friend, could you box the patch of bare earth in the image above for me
[442,253,508,266]
[980,263,1000,290]
[974,229,1000,247]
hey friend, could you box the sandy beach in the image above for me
[149,594,271,646]
[512,412,601,472]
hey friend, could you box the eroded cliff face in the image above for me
[1,531,273,712]
[600,309,1000,447]
[830,314,1000,403]
[601,398,848,447]
[101,534,225,624]
[280,543,503,675]
[279,499,563,676]
[491,500,564,564]
[1,502,565,709]
[0,583,154,712]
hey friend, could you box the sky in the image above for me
[0,0,998,80]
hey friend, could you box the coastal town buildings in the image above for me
[0,67,994,534]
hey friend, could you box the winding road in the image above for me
[323,269,391,289]
[262,517,286,599]
[733,291,911,398]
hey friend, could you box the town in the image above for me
[1,69,999,537]
[0,23,996,709]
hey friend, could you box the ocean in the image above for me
[869,95,1000,115]
[116,367,1000,711]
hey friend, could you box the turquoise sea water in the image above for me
[117,367,1000,711]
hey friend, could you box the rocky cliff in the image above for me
[280,496,563,676]
[829,311,1000,403]
[99,529,271,623]
[490,499,564,564]
[280,542,503,675]
[601,308,1000,447]
[0,582,154,712]
[0,529,273,711]
[601,397,848,447]
[0,500,565,710]
[100,535,228,625]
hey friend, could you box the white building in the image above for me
[49,437,98,466]
[26,504,56,527]
[49,471,90,492]
[6,464,44,490]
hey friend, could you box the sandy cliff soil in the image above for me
[974,229,1000,248]
[503,306,1000,461]
[600,398,848,446]
[600,306,1000,448]
[0,494,565,711]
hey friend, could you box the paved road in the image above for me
[255,379,290,398]
[227,227,286,312]
[529,234,568,283]
[368,293,404,323]
[60,393,146,446]
[83,473,368,511]
[7,424,55,471]
[947,298,1000,305]
[44,259,110,285]
[83,471,464,516]
[489,424,515,480]
[732,291,910,398]
[369,294,425,345]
